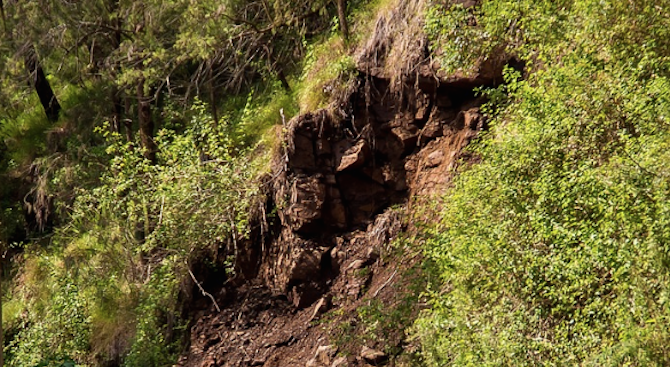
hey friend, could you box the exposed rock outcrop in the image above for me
[177,0,521,365]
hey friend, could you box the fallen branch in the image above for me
[373,269,397,298]
[188,266,221,312]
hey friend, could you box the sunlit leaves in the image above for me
[417,0,670,365]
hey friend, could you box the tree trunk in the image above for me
[336,0,349,40]
[0,0,7,35]
[208,60,219,125]
[277,69,291,92]
[24,45,61,122]
[137,81,156,163]
[111,87,123,134]
[110,0,125,136]
[124,96,134,143]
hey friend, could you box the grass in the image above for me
[0,102,51,166]
[295,33,356,113]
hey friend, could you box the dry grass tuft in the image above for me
[356,0,429,94]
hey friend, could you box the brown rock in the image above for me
[346,277,367,298]
[380,165,397,185]
[288,249,322,283]
[414,92,431,121]
[327,199,348,229]
[337,173,386,224]
[420,119,443,142]
[331,356,348,367]
[307,345,338,367]
[366,246,380,262]
[288,176,326,233]
[291,281,323,308]
[404,159,417,172]
[346,259,365,271]
[315,136,332,156]
[336,139,371,171]
[288,132,316,170]
[426,150,444,168]
[326,185,347,229]
[309,296,332,322]
[391,125,419,153]
[455,0,478,7]
[445,108,483,138]
[463,107,483,130]
[371,102,396,122]
[330,248,346,273]
[435,94,453,108]
[360,347,387,365]
[363,167,386,186]
[393,173,408,191]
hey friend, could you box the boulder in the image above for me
[288,249,322,283]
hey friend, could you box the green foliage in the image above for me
[215,84,299,152]
[425,0,571,75]
[0,202,23,244]
[123,258,183,367]
[356,263,425,356]
[0,100,52,165]
[416,0,670,365]
[6,274,90,367]
[297,34,357,112]
[4,93,275,365]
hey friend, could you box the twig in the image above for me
[157,195,165,228]
[373,269,397,298]
[188,267,221,312]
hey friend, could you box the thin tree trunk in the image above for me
[3,3,61,124]
[111,87,123,133]
[336,0,349,40]
[265,46,291,92]
[109,0,124,135]
[24,45,61,122]
[137,80,156,163]
[0,0,7,35]
[277,69,291,92]
[208,62,218,125]
[124,96,133,143]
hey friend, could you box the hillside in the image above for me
[1,0,670,366]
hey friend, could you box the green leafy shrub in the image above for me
[416,0,670,365]
[5,95,273,366]
[6,274,91,367]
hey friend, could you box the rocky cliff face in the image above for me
[256,68,490,311]
[177,1,515,365]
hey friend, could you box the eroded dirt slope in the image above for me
[177,1,515,365]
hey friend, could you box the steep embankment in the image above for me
[177,2,518,365]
